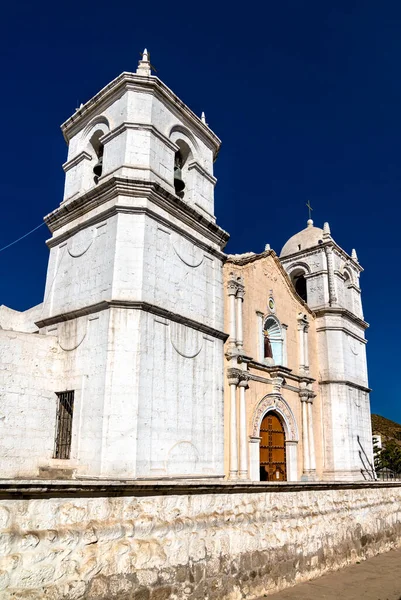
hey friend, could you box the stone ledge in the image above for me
[0,478,399,499]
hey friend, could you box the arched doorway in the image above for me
[259,411,287,481]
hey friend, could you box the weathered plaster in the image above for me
[0,481,400,599]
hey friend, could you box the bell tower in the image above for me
[39,51,229,479]
[280,219,374,481]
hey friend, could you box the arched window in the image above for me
[263,316,283,365]
[290,268,307,302]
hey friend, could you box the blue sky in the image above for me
[1,1,400,422]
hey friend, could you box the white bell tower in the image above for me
[280,219,374,481]
[38,51,229,479]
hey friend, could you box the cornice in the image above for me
[100,122,178,153]
[248,360,315,385]
[62,151,92,173]
[315,325,367,344]
[61,73,221,158]
[45,202,227,261]
[35,299,229,341]
[320,379,371,393]
[44,177,230,251]
[1,479,399,499]
[314,307,369,330]
[187,160,217,185]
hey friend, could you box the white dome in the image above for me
[280,220,324,257]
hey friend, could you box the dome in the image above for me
[280,220,324,257]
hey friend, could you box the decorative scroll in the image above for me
[252,394,298,441]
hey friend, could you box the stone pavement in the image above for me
[259,548,401,600]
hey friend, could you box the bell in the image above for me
[174,166,185,194]
[93,156,103,178]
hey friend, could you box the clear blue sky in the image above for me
[0,1,399,422]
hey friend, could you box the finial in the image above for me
[323,222,331,240]
[265,243,271,251]
[201,111,207,125]
[307,219,314,228]
[351,248,359,262]
[136,48,151,76]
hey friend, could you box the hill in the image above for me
[372,414,401,444]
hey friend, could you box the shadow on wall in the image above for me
[357,435,376,480]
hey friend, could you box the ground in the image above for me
[259,548,401,599]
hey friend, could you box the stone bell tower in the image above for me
[38,50,229,479]
[280,219,374,481]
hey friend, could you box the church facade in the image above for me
[0,51,373,482]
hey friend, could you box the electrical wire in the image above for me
[0,222,46,254]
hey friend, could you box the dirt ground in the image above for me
[257,548,401,600]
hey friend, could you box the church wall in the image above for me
[135,311,225,478]
[140,214,223,331]
[226,254,319,374]
[40,308,142,479]
[42,213,117,318]
[0,330,63,478]
[1,481,401,599]
[223,254,324,480]
[0,303,43,333]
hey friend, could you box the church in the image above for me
[0,51,374,483]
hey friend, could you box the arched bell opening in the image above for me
[90,130,104,184]
[290,268,308,303]
[259,411,287,481]
[343,270,354,313]
[173,139,192,198]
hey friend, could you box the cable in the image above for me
[0,222,46,254]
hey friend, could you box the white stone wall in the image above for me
[1,483,401,599]
[136,312,224,477]
[0,303,43,333]
[0,331,63,477]
[42,216,117,318]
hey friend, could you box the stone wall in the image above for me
[1,481,401,599]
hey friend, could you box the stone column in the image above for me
[285,441,298,482]
[236,285,245,351]
[298,320,305,370]
[238,376,249,479]
[282,324,288,367]
[227,279,238,347]
[303,324,309,371]
[325,245,337,306]
[249,436,261,481]
[227,371,240,479]
[301,393,310,475]
[256,311,264,361]
[307,399,316,472]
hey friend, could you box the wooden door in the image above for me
[259,412,286,481]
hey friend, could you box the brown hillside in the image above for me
[372,414,401,444]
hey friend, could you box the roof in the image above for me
[280,220,324,258]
